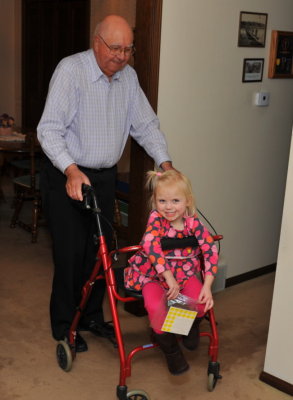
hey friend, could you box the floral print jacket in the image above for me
[124,210,218,291]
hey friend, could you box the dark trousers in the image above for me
[41,157,117,340]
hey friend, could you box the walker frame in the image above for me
[56,184,222,399]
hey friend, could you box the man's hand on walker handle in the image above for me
[64,163,91,201]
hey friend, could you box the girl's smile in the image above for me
[155,185,189,229]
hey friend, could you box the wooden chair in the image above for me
[10,132,42,242]
[9,156,41,176]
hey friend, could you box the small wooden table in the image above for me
[0,134,29,201]
[0,140,28,153]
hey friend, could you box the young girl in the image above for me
[124,170,218,375]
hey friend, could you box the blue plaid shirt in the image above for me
[37,49,171,173]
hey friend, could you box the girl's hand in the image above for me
[198,285,214,312]
[162,270,180,300]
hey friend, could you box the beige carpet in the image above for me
[0,178,290,400]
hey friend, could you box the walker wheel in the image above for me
[56,340,73,372]
[208,373,222,392]
[127,389,150,399]
[207,373,217,392]
[207,360,221,391]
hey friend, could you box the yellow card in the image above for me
[161,306,198,335]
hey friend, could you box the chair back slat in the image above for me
[10,131,42,242]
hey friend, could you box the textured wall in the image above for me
[158,0,293,278]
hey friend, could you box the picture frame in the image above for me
[242,58,264,82]
[238,11,268,47]
[268,30,293,78]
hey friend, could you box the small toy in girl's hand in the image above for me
[161,293,198,335]
[167,293,198,309]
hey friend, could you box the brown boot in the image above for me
[182,317,203,350]
[153,331,189,375]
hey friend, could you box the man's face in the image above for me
[93,30,133,77]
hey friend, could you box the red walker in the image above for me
[56,185,222,400]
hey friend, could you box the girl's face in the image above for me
[155,184,189,229]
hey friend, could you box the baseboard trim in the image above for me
[225,263,276,288]
[259,371,293,395]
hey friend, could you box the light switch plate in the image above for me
[254,92,270,106]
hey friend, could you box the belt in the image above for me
[78,165,116,174]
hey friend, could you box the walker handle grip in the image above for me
[82,183,93,209]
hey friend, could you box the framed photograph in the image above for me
[242,58,264,82]
[268,30,293,78]
[238,11,268,47]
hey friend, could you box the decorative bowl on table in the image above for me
[0,113,15,136]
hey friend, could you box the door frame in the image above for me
[128,0,163,243]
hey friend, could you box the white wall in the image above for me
[262,128,293,385]
[158,0,293,278]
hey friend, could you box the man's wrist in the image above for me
[64,163,78,177]
[160,161,173,171]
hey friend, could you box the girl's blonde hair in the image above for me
[146,170,196,216]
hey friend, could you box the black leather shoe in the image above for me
[80,321,115,338]
[75,332,88,352]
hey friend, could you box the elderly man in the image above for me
[38,15,174,352]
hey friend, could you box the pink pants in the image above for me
[142,276,205,334]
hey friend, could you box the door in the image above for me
[22,0,90,130]
[128,0,163,243]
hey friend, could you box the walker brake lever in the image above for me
[81,184,101,214]
[82,183,93,209]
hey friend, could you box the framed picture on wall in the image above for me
[242,58,264,82]
[238,11,268,47]
[268,30,293,78]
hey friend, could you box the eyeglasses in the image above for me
[98,34,135,57]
